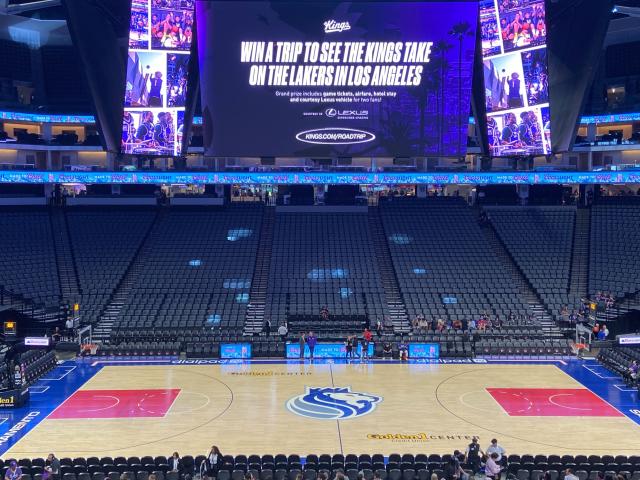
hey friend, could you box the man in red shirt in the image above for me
[361,329,373,360]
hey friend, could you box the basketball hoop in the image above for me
[81,343,98,355]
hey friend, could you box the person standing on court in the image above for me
[361,328,373,360]
[465,437,483,475]
[345,335,354,360]
[306,331,317,359]
[298,332,306,358]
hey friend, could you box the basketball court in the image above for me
[1,358,639,458]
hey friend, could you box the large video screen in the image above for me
[480,0,551,157]
[121,0,195,156]
[197,1,478,157]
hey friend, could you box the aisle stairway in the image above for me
[50,209,80,302]
[368,207,410,333]
[482,220,564,338]
[92,210,162,343]
[569,208,590,297]
[244,206,275,335]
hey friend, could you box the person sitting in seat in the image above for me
[382,341,393,359]
[5,462,23,480]
[169,452,183,478]
[398,339,409,361]
[627,360,639,383]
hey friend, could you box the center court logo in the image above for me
[296,128,375,145]
[286,386,382,420]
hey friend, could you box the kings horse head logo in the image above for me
[286,386,382,420]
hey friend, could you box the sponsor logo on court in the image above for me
[630,409,640,418]
[287,386,382,420]
[0,411,39,446]
[367,433,480,443]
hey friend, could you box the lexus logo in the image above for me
[325,108,338,117]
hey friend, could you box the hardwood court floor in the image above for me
[5,361,640,457]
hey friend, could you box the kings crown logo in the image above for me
[286,386,382,420]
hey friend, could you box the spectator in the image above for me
[46,454,60,480]
[486,438,506,466]
[277,323,288,341]
[263,319,271,337]
[465,437,483,474]
[468,318,477,330]
[382,341,393,359]
[169,452,183,477]
[398,339,409,361]
[627,360,639,382]
[375,319,383,337]
[598,325,608,341]
[13,366,22,388]
[52,327,62,342]
[443,457,458,480]
[485,453,501,480]
[320,305,329,320]
[565,469,579,480]
[345,335,355,360]
[592,323,600,338]
[65,317,75,340]
[298,333,306,359]
[204,446,222,480]
[361,329,372,360]
[306,331,317,359]
[5,462,22,480]
[443,456,467,480]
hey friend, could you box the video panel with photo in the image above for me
[498,0,546,53]
[129,0,150,50]
[122,0,194,156]
[487,105,550,157]
[122,109,177,156]
[480,0,501,57]
[150,5,194,51]
[481,0,551,157]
